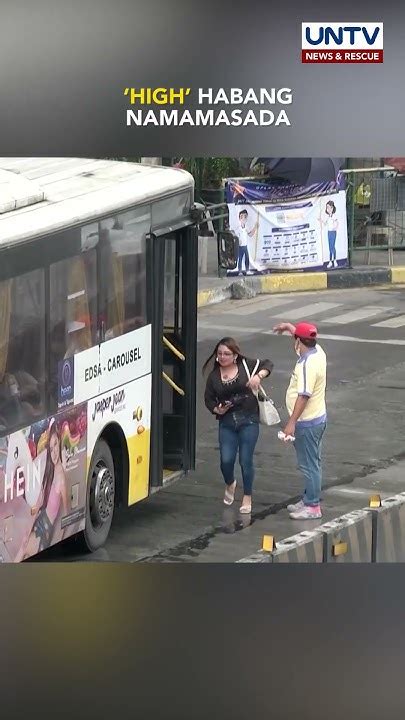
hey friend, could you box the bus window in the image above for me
[100,208,148,341]
[151,192,191,227]
[0,269,46,435]
[49,249,97,408]
[163,234,182,334]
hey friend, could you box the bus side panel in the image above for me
[127,374,152,505]
[86,375,152,507]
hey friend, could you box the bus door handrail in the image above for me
[162,371,185,396]
[162,335,185,361]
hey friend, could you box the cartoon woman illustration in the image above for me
[15,419,68,561]
[321,200,339,269]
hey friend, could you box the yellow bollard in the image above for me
[262,535,276,552]
[332,542,348,557]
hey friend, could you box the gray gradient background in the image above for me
[1,566,405,719]
[1,0,403,155]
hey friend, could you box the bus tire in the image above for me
[82,439,115,552]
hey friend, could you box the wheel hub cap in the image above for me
[93,465,114,525]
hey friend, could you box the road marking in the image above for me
[200,326,405,345]
[262,329,405,345]
[220,297,296,316]
[317,333,405,346]
[198,322,263,334]
[372,314,405,328]
[270,301,342,319]
[325,487,383,497]
[326,306,391,324]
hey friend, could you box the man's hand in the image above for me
[282,419,296,439]
[273,322,296,336]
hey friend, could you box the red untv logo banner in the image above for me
[302,23,383,63]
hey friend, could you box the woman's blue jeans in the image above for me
[218,413,259,496]
[328,230,337,260]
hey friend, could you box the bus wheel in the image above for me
[83,439,115,552]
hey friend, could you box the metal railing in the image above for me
[342,165,405,266]
[163,335,185,362]
[162,372,185,396]
[162,335,185,396]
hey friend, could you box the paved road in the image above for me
[34,285,405,562]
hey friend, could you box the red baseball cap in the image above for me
[294,322,318,339]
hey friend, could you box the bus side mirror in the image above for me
[217,231,238,270]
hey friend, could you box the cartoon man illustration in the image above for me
[234,209,258,275]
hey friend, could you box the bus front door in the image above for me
[149,226,197,487]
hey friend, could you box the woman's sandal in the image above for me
[239,503,252,514]
[223,481,236,506]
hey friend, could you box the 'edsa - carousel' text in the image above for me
[84,347,142,382]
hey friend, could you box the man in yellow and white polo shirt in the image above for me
[273,321,327,520]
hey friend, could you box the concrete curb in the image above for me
[327,267,390,289]
[197,285,233,308]
[197,265,405,308]
[237,493,405,564]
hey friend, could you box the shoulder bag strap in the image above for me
[243,359,264,398]
[254,359,268,399]
[242,358,251,379]
[242,359,260,378]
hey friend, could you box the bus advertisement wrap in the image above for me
[87,376,152,506]
[58,356,75,410]
[0,354,153,561]
[0,404,88,562]
[227,188,349,273]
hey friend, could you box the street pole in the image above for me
[349,175,355,268]
[195,158,204,202]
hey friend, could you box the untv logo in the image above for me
[302,23,383,64]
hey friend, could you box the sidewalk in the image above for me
[197,239,405,307]
[198,264,405,308]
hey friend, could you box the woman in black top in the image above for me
[203,336,273,514]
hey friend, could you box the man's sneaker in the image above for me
[287,499,304,513]
[289,504,322,520]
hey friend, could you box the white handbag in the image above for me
[242,359,281,427]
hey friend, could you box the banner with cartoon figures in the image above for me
[226,179,349,274]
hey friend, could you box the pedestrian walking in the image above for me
[203,337,273,514]
[273,321,327,520]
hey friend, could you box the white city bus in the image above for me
[0,158,198,561]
